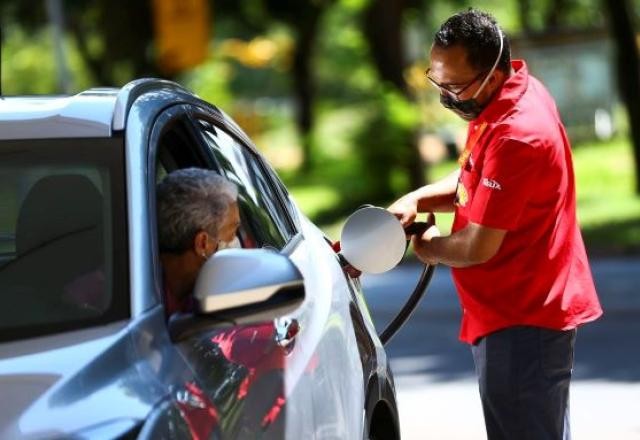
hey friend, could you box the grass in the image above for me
[285,135,640,255]
[573,138,640,255]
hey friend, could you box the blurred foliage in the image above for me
[1,26,77,94]
[315,2,377,102]
[294,136,640,255]
[1,0,639,252]
[352,88,420,203]
[1,0,157,85]
[0,20,95,94]
[574,137,640,254]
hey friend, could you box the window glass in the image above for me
[258,160,302,232]
[0,138,129,342]
[198,121,294,249]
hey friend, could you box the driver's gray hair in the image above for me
[157,168,238,254]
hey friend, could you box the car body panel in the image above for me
[0,309,190,438]
[0,91,118,140]
[284,216,366,439]
[0,79,399,439]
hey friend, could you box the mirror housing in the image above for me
[169,249,305,342]
[194,248,304,316]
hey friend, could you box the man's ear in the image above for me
[489,68,507,87]
[482,70,502,99]
[193,230,210,258]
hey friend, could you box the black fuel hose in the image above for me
[379,263,435,345]
[379,220,436,346]
[338,206,437,345]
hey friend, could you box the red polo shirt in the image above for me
[451,60,602,344]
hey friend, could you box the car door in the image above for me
[191,113,366,439]
[147,106,297,438]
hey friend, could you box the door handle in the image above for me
[274,317,300,348]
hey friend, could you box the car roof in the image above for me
[0,79,195,140]
[0,89,119,140]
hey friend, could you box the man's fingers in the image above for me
[424,225,441,241]
[387,200,417,228]
[402,211,418,227]
[394,211,408,225]
[411,233,424,249]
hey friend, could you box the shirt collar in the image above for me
[474,60,529,125]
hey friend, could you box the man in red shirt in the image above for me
[389,9,602,440]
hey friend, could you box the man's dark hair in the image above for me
[434,9,511,73]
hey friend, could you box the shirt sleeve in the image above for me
[468,137,543,230]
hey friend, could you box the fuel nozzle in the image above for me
[404,221,431,237]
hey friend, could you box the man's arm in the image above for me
[388,169,460,225]
[413,221,507,268]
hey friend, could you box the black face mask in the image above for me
[440,93,485,121]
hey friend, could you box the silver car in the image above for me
[0,80,399,439]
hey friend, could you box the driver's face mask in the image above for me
[440,29,504,121]
[216,236,241,251]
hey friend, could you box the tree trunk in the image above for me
[291,10,321,172]
[363,0,409,96]
[363,0,424,190]
[265,0,332,172]
[604,0,640,194]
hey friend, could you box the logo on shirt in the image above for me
[455,182,469,207]
[482,178,502,191]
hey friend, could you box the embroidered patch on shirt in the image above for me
[455,182,469,207]
[482,178,502,190]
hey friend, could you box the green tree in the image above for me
[216,0,336,172]
[360,0,429,194]
[2,0,159,86]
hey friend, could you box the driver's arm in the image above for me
[413,222,506,268]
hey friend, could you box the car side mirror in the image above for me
[169,249,305,342]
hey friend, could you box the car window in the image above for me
[262,161,302,232]
[196,120,295,250]
[0,138,129,342]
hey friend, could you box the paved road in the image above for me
[362,258,640,440]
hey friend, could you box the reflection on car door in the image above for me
[144,107,280,437]
[194,115,366,439]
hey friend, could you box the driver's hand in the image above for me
[387,194,418,227]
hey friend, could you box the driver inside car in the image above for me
[156,167,241,318]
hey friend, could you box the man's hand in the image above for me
[412,222,507,268]
[388,193,418,227]
[332,240,362,278]
[412,219,441,265]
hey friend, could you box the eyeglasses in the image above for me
[425,68,489,98]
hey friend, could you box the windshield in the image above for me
[0,138,129,342]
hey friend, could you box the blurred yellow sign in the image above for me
[152,0,210,73]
